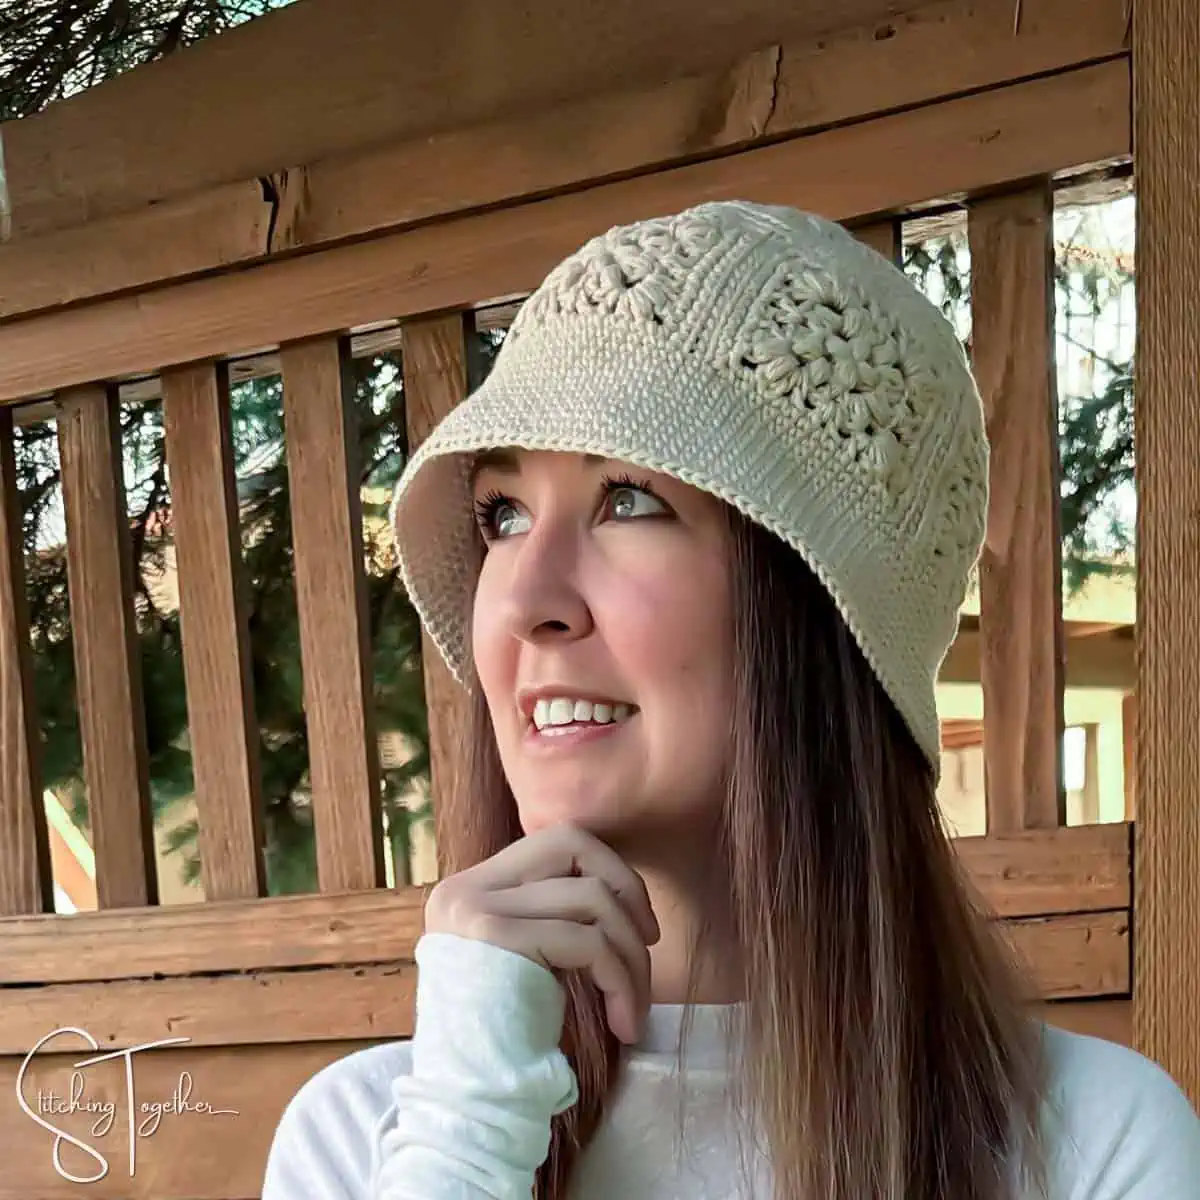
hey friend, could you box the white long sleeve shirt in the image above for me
[263,933,1200,1198]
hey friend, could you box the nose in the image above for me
[499,520,594,649]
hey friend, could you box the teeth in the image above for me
[531,697,634,730]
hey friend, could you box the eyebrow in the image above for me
[468,449,609,487]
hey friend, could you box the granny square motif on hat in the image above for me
[389,201,988,770]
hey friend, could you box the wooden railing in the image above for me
[0,1,1150,1193]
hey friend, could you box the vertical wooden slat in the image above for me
[855,217,902,266]
[1133,0,1200,1103]
[0,406,53,915]
[58,384,157,908]
[280,336,384,892]
[401,313,477,879]
[968,184,1067,832]
[161,363,265,900]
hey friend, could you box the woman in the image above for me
[262,201,1200,1199]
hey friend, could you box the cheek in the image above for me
[470,560,516,708]
[599,549,733,713]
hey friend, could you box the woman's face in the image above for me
[471,449,735,842]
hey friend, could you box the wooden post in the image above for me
[1132,0,1200,1103]
[968,183,1067,833]
[400,313,478,880]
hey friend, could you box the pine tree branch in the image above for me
[1,0,296,120]
[1058,330,1131,380]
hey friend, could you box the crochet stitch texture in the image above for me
[389,201,988,769]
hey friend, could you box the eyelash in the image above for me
[472,472,663,540]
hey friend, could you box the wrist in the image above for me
[412,932,568,1065]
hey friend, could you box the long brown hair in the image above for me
[441,506,1047,1198]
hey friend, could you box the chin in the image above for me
[513,784,638,841]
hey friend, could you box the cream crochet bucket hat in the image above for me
[390,201,987,769]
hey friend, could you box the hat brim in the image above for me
[389,315,944,769]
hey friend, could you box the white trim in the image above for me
[43,790,96,878]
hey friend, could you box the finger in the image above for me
[485,877,652,1018]
[506,917,643,1045]
[472,825,660,944]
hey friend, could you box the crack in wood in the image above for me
[761,44,783,135]
[260,173,283,255]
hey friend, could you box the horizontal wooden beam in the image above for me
[0,825,1127,987]
[1,0,1121,246]
[1005,910,1129,999]
[0,909,1127,1054]
[0,887,427,985]
[0,0,1128,321]
[941,625,1134,689]
[0,1001,1123,1199]
[0,1039,370,1199]
[1039,998,1131,1045]
[953,821,1131,918]
[14,322,416,427]
[0,60,1130,407]
[0,964,417,1055]
[941,718,984,751]
[0,915,1127,1052]
[0,989,1129,1200]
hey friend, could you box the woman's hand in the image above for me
[424,823,660,1044]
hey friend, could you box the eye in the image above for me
[473,491,531,540]
[602,474,670,521]
[472,473,671,541]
